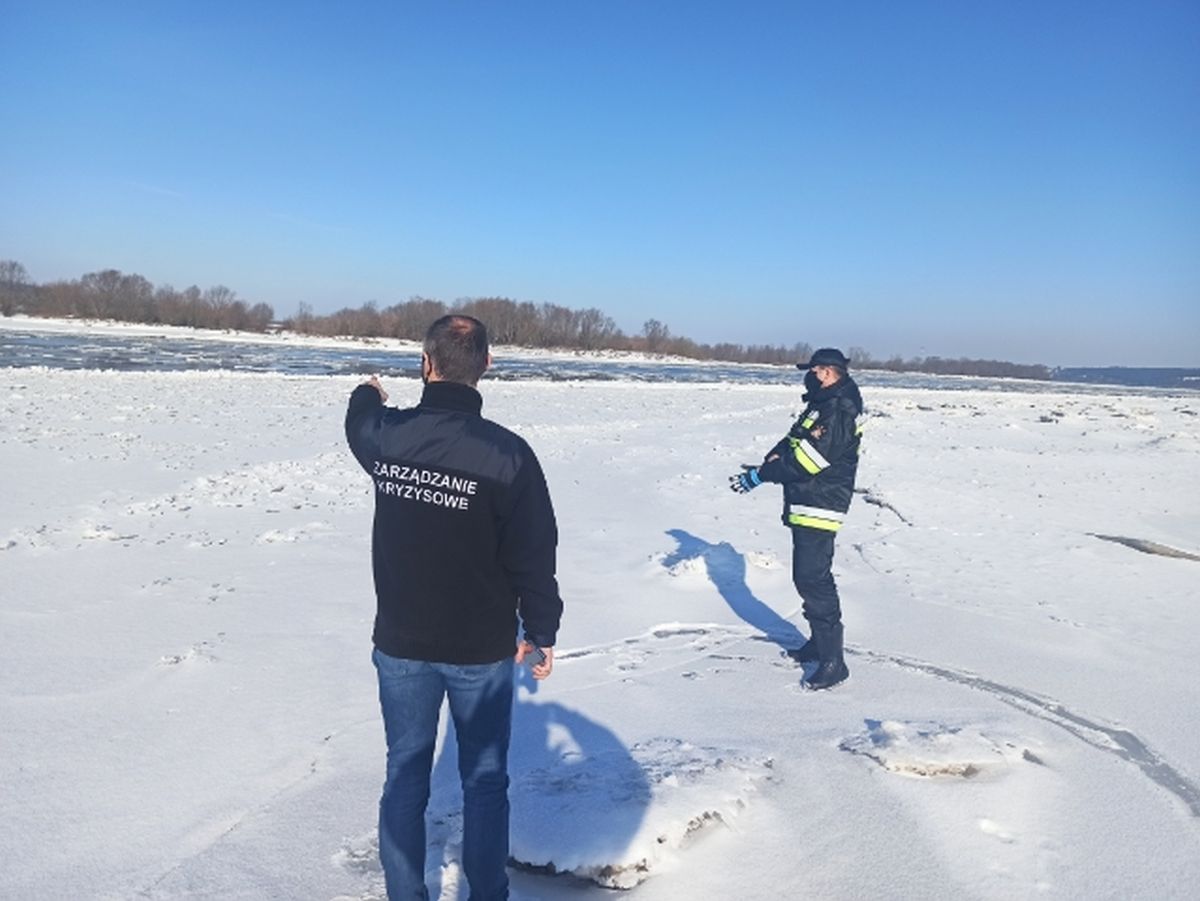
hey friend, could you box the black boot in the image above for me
[784,639,820,664]
[803,624,848,690]
[804,659,849,690]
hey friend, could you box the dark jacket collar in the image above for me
[803,372,863,415]
[418,380,483,415]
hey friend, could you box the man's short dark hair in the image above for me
[424,315,489,385]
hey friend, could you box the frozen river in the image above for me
[2,322,1193,396]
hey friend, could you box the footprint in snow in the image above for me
[158,634,225,666]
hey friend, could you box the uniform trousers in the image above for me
[790,527,844,664]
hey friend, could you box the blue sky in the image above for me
[2,1,1197,366]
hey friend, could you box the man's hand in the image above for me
[729,465,762,494]
[515,641,554,680]
[364,375,388,403]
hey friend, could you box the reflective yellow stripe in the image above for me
[787,513,843,531]
[789,437,829,474]
[787,504,845,531]
[788,503,845,521]
[801,416,816,429]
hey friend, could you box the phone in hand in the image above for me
[523,646,547,667]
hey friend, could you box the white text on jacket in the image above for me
[372,461,478,511]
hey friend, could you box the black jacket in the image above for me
[345,380,562,663]
[756,372,863,531]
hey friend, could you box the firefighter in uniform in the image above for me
[729,347,863,690]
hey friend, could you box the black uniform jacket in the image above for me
[346,380,562,663]
[756,373,863,531]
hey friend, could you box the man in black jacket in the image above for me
[729,347,863,690]
[346,314,562,900]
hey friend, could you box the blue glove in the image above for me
[729,466,762,494]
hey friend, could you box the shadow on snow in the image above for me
[426,663,651,894]
[663,528,807,650]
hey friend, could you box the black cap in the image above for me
[796,347,850,370]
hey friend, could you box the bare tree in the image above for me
[577,307,617,350]
[180,285,203,327]
[379,297,446,340]
[642,318,670,353]
[202,285,237,328]
[291,302,315,334]
[539,303,579,347]
[79,269,123,318]
[247,302,274,331]
[0,259,30,315]
[846,346,872,366]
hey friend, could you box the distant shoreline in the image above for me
[0,314,728,368]
[2,314,1196,391]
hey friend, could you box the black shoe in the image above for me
[804,661,849,691]
[784,640,820,664]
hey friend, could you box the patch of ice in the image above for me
[255,521,331,544]
[839,719,1041,779]
[978,818,1017,843]
[510,737,772,888]
[81,523,134,541]
[657,553,709,580]
[744,549,783,570]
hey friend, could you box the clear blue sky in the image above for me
[2,1,1197,366]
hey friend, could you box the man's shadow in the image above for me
[663,528,807,649]
[426,663,650,895]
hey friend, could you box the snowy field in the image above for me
[2,363,1199,900]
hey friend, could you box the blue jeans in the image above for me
[373,648,514,901]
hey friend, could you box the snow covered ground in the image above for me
[2,361,1199,899]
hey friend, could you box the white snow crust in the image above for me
[2,337,1199,899]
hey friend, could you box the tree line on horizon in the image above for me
[0,259,1053,380]
[0,260,273,333]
